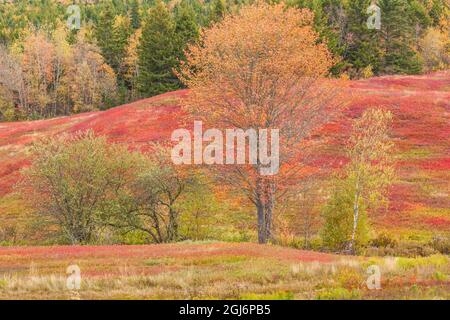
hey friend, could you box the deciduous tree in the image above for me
[178,2,344,243]
[18,131,140,244]
[322,108,395,253]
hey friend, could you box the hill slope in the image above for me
[0,72,449,240]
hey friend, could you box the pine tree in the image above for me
[130,0,141,29]
[209,0,227,25]
[137,0,180,97]
[112,15,132,76]
[378,0,422,74]
[291,0,350,75]
[175,0,200,60]
[95,2,116,69]
[345,0,380,77]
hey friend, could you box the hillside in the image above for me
[0,72,449,240]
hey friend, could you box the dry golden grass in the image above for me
[0,242,448,299]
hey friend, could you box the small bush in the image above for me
[120,230,150,245]
[433,271,448,282]
[364,240,437,257]
[240,291,294,300]
[337,269,364,289]
[429,235,450,255]
[0,226,17,244]
[316,288,361,300]
[397,255,449,270]
[370,232,398,248]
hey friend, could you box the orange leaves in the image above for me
[178,2,339,132]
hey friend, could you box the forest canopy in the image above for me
[0,0,448,123]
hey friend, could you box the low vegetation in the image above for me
[0,243,448,300]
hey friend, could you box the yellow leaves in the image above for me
[113,15,131,30]
[347,108,395,205]
[419,27,450,71]
[123,28,142,82]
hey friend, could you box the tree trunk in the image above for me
[167,208,179,242]
[257,200,265,244]
[349,191,360,254]
[255,178,275,244]
[263,180,275,243]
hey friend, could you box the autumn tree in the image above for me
[1,26,118,120]
[322,108,395,253]
[21,31,57,118]
[18,131,141,244]
[123,28,142,100]
[178,2,344,244]
[108,145,197,243]
[69,33,117,112]
[0,45,27,120]
[419,27,450,71]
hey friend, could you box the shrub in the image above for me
[321,185,369,252]
[393,242,437,257]
[18,131,142,244]
[397,255,449,270]
[337,268,364,289]
[430,235,450,255]
[0,225,17,243]
[364,241,437,257]
[119,230,151,245]
[240,291,294,300]
[316,288,361,300]
[370,232,398,248]
[433,271,448,282]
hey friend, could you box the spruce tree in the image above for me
[378,0,422,74]
[209,0,227,25]
[95,2,116,70]
[111,15,132,76]
[130,0,141,29]
[137,0,180,97]
[345,0,380,76]
[175,0,200,57]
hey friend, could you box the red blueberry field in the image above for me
[0,72,449,299]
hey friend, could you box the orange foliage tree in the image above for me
[178,2,346,243]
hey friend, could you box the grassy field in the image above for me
[0,242,448,300]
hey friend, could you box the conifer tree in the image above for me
[175,0,200,60]
[345,0,380,77]
[130,0,141,29]
[112,15,132,76]
[95,1,116,69]
[378,0,422,74]
[137,0,180,97]
[209,0,227,25]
